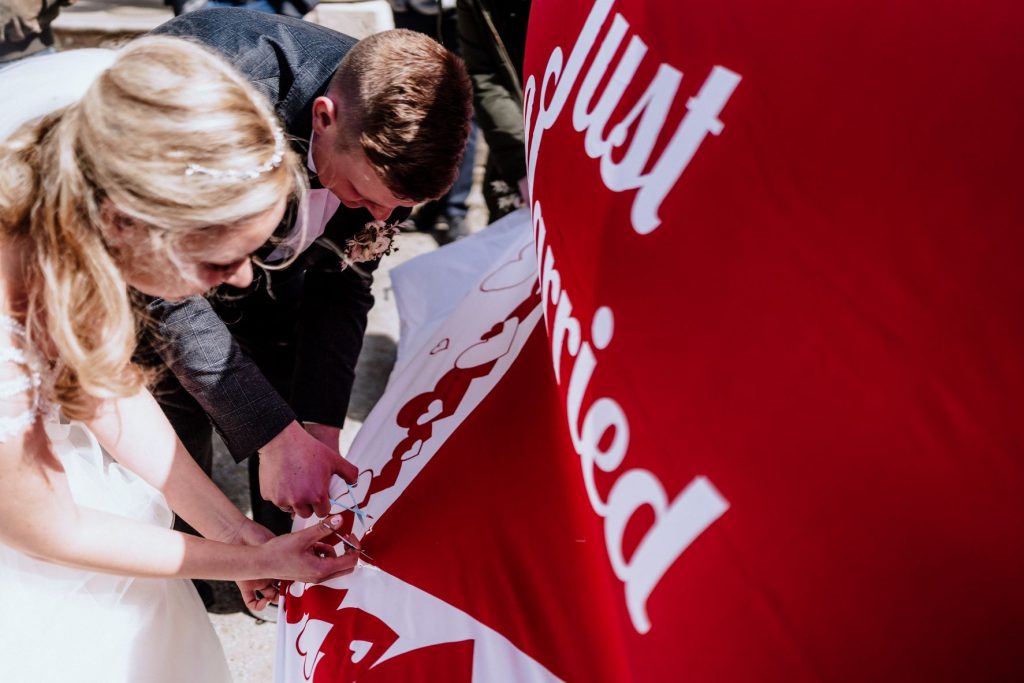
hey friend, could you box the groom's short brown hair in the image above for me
[328,28,473,203]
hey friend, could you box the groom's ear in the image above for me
[311,95,338,135]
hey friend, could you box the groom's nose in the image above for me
[365,201,394,222]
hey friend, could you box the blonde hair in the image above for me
[0,36,305,419]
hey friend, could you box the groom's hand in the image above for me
[258,420,358,519]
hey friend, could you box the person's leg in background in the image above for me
[438,117,477,242]
[482,154,526,223]
[392,2,479,243]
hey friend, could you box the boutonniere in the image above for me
[340,220,400,270]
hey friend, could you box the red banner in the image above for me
[524,0,1024,679]
[277,1,1024,680]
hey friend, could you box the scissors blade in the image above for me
[338,534,375,562]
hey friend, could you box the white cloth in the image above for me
[389,207,531,375]
[304,134,343,245]
[0,52,231,683]
[0,48,117,140]
[305,187,342,247]
[0,424,232,683]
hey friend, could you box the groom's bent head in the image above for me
[309,29,473,222]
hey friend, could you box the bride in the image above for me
[0,38,356,681]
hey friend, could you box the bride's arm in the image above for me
[84,387,263,545]
[0,416,355,582]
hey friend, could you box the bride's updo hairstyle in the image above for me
[0,36,305,419]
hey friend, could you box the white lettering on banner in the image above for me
[524,0,741,236]
[534,203,730,635]
[525,0,738,634]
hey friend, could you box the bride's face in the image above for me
[113,198,287,301]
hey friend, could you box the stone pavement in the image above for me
[52,0,171,49]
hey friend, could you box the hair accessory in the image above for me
[184,125,286,180]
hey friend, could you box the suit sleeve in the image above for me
[288,251,378,428]
[147,295,297,462]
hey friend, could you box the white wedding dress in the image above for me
[0,51,231,683]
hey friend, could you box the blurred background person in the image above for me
[457,0,529,223]
[0,0,73,63]
[168,0,314,19]
[391,0,477,243]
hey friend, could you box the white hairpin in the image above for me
[184,125,286,180]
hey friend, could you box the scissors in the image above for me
[326,479,375,561]
[336,534,375,562]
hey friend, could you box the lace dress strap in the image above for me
[0,314,41,443]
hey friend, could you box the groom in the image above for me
[146,9,473,534]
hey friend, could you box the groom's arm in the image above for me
[146,295,297,462]
[147,296,355,518]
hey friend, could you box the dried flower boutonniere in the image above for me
[340,220,400,270]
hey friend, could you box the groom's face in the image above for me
[310,94,415,222]
[313,141,412,222]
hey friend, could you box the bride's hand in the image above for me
[255,514,360,584]
[229,520,280,611]
[240,576,280,612]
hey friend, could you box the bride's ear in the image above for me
[98,199,143,237]
[96,199,142,259]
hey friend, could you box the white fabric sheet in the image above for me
[389,207,531,376]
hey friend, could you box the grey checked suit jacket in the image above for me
[148,9,406,461]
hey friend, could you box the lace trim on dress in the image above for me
[0,372,34,399]
[0,313,41,443]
